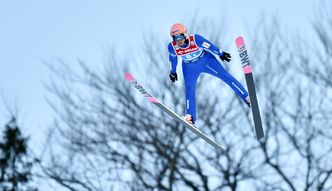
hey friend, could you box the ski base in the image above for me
[125,72,225,150]
[236,36,264,140]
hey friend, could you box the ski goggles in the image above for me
[172,34,186,42]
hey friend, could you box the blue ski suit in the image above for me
[168,34,248,123]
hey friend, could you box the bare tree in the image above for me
[39,17,260,191]
[297,0,332,89]
[40,3,332,190]
[249,11,332,191]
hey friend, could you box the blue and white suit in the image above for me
[168,34,248,123]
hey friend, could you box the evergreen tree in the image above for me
[0,117,37,191]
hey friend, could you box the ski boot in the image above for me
[245,96,251,108]
[182,114,194,124]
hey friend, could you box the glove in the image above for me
[169,72,178,82]
[220,52,231,62]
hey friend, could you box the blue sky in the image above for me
[0,0,316,149]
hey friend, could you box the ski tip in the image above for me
[148,97,159,103]
[124,72,135,81]
[243,66,252,74]
[235,36,245,47]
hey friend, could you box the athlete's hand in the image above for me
[169,72,178,82]
[220,52,231,62]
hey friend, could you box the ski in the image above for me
[235,36,264,140]
[124,72,225,150]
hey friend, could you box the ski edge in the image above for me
[124,72,225,150]
[235,37,265,140]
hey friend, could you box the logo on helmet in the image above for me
[172,30,180,35]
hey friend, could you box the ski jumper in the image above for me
[168,34,248,123]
